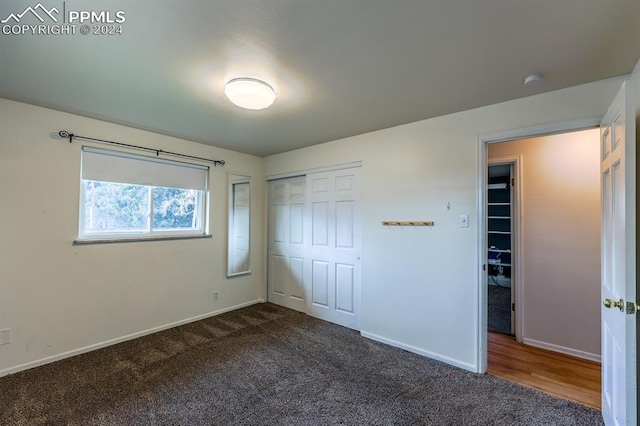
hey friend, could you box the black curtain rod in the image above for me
[57,131,225,167]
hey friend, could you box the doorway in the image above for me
[487,163,515,337]
[484,127,602,405]
[486,128,601,359]
[485,128,601,406]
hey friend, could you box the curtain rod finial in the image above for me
[58,130,74,143]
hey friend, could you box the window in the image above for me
[79,147,209,240]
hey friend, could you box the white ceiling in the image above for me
[1,1,639,156]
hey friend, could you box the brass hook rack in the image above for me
[382,221,434,227]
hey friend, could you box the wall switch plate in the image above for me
[213,291,219,301]
[459,214,469,228]
[0,328,11,345]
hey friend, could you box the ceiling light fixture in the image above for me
[224,78,277,110]
[523,73,543,86]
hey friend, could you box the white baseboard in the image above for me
[360,331,478,373]
[522,337,601,363]
[0,299,265,378]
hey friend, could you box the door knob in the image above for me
[603,298,624,312]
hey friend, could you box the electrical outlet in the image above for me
[0,328,11,345]
[213,291,219,301]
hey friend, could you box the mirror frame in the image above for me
[227,173,252,277]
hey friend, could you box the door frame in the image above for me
[476,115,603,373]
[487,156,523,340]
[265,161,363,181]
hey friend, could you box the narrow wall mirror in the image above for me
[227,174,251,277]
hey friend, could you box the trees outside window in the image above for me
[79,147,208,240]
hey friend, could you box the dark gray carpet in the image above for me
[488,285,513,336]
[0,303,602,425]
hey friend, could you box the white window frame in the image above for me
[77,146,210,243]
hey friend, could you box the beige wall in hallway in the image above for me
[488,129,601,359]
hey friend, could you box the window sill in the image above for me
[73,234,212,245]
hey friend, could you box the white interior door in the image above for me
[305,168,361,330]
[268,176,307,312]
[600,80,636,426]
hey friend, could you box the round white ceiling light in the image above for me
[224,78,277,110]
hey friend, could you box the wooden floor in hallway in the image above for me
[487,332,601,409]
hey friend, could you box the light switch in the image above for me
[459,214,469,228]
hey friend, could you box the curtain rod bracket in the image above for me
[56,130,225,166]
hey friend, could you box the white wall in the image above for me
[489,130,601,359]
[1,71,633,376]
[0,99,265,375]
[265,77,625,371]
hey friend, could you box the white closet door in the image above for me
[267,176,307,312]
[305,168,361,330]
